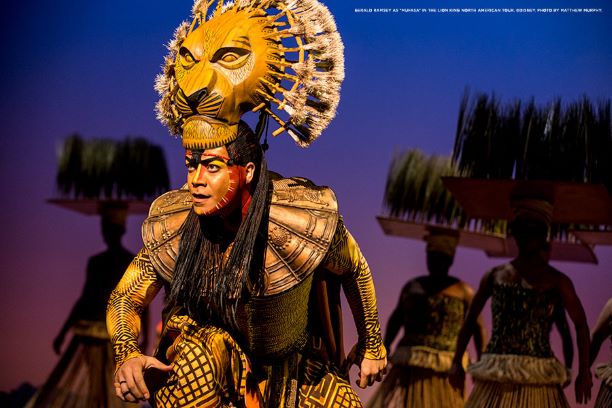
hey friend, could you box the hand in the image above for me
[52,334,64,355]
[356,357,387,389]
[114,355,172,402]
[342,344,388,389]
[574,370,592,404]
[448,361,465,393]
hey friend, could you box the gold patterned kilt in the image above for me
[154,318,259,408]
[154,316,362,408]
[366,365,463,408]
[295,358,362,407]
[466,380,570,408]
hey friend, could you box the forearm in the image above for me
[455,272,491,364]
[107,248,162,368]
[341,254,386,360]
[589,302,611,365]
[473,318,487,359]
[453,321,474,365]
[575,322,591,373]
[562,337,574,369]
[323,219,386,360]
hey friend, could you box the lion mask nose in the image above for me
[185,88,208,110]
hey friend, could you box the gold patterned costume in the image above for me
[107,174,385,407]
[108,0,386,405]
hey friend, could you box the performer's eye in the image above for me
[206,163,221,173]
[211,47,251,69]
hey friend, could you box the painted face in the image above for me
[186,146,243,217]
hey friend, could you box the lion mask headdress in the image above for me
[155,0,344,149]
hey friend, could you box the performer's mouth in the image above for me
[192,193,210,203]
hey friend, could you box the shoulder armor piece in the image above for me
[264,173,339,295]
[140,175,339,292]
[141,187,191,282]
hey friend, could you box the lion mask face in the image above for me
[173,8,281,148]
[175,9,280,124]
[157,0,345,150]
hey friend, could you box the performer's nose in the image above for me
[192,164,207,185]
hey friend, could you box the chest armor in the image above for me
[142,173,338,356]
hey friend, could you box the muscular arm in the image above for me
[449,270,493,390]
[462,283,487,360]
[557,273,592,404]
[323,218,386,361]
[453,271,492,365]
[322,218,386,387]
[554,304,574,369]
[590,298,612,366]
[106,248,163,369]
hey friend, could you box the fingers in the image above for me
[356,366,384,388]
[355,372,378,389]
[355,357,388,389]
[449,372,465,391]
[114,380,125,401]
[132,364,151,400]
[574,378,592,404]
[355,371,368,389]
[145,357,173,372]
[585,384,591,402]
[116,378,138,402]
[114,356,150,402]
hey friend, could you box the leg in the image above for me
[154,317,259,408]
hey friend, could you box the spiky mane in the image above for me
[156,0,344,147]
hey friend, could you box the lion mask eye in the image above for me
[211,47,251,69]
[179,47,197,69]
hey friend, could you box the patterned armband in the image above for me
[323,218,386,361]
[107,248,162,369]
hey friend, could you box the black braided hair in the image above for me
[169,121,270,328]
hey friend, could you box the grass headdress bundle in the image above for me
[452,93,611,190]
[382,148,504,234]
[446,92,612,249]
[56,134,170,201]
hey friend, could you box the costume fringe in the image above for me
[25,335,128,408]
[594,380,612,408]
[595,361,612,386]
[469,353,570,385]
[391,345,468,373]
[367,365,464,408]
[466,380,570,408]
